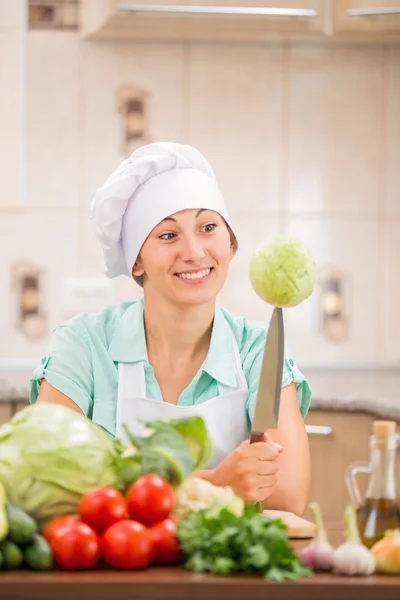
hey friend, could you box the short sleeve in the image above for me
[243,328,312,424]
[30,324,94,416]
[280,350,312,419]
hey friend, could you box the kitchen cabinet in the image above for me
[80,0,400,43]
[0,403,12,426]
[0,400,29,425]
[333,1,400,38]
[306,409,400,517]
[80,0,327,42]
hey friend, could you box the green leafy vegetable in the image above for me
[145,416,213,471]
[118,417,212,488]
[249,235,315,308]
[0,404,123,528]
[177,503,312,581]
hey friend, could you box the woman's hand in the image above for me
[209,436,283,503]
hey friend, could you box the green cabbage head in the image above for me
[249,235,315,308]
[0,403,122,527]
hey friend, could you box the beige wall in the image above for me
[0,26,399,395]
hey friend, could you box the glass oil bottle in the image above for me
[346,420,400,548]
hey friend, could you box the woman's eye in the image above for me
[201,223,216,233]
[159,232,176,240]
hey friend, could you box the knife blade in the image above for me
[250,306,284,442]
[250,306,284,512]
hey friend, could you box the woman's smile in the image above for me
[175,267,213,283]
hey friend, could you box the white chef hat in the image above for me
[90,142,234,279]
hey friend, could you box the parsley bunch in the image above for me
[176,503,312,581]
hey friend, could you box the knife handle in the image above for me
[250,431,264,444]
[250,431,264,513]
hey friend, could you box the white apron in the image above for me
[116,328,248,469]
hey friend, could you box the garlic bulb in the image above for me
[299,502,334,571]
[333,504,375,576]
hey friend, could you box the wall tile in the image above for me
[27,32,80,208]
[0,209,78,359]
[282,218,380,366]
[217,215,281,320]
[0,0,24,29]
[77,207,105,277]
[286,45,383,217]
[0,29,24,207]
[185,43,284,215]
[380,219,400,362]
[383,48,400,218]
[80,41,184,210]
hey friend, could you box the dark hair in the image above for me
[132,221,238,288]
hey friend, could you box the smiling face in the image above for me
[132,209,236,307]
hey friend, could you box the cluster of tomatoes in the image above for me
[42,474,181,570]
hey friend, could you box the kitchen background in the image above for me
[0,0,399,513]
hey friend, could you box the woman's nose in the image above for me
[181,235,206,262]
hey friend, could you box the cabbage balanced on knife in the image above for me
[249,235,315,308]
[0,403,212,527]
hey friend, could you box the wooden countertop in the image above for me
[0,518,399,600]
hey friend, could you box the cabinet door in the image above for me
[0,403,12,427]
[306,411,373,517]
[334,1,400,35]
[306,410,400,518]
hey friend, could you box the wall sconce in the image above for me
[11,262,46,339]
[116,84,150,155]
[318,268,349,342]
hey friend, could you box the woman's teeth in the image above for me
[177,268,211,280]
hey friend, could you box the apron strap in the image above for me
[218,326,248,396]
[118,362,146,398]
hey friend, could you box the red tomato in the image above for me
[42,516,77,544]
[149,518,182,565]
[50,521,101,570]
[78,487,127,533]
[126,474,175,526]
[102,519,153,570]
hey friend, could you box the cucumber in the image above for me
[0,540,23,569]
[24,534,53,571]
[6,504,37,545]
[0,482,8,541]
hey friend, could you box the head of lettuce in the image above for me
[249,236,315,308]
[0,403,122,527]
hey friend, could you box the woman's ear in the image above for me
[132,257,144,277]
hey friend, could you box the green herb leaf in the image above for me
[177,505,312,581]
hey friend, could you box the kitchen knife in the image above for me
[250,306,284,509]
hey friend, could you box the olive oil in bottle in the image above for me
[355,421,400,548]
[357,498,400,548]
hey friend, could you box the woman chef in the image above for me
[31,143,311,515]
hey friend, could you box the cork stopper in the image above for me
[373,421,396,438]
[372,421,397,450]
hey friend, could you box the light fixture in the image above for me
[116,84,150,155]
[319,268,348,342]
[116,4,319,17]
